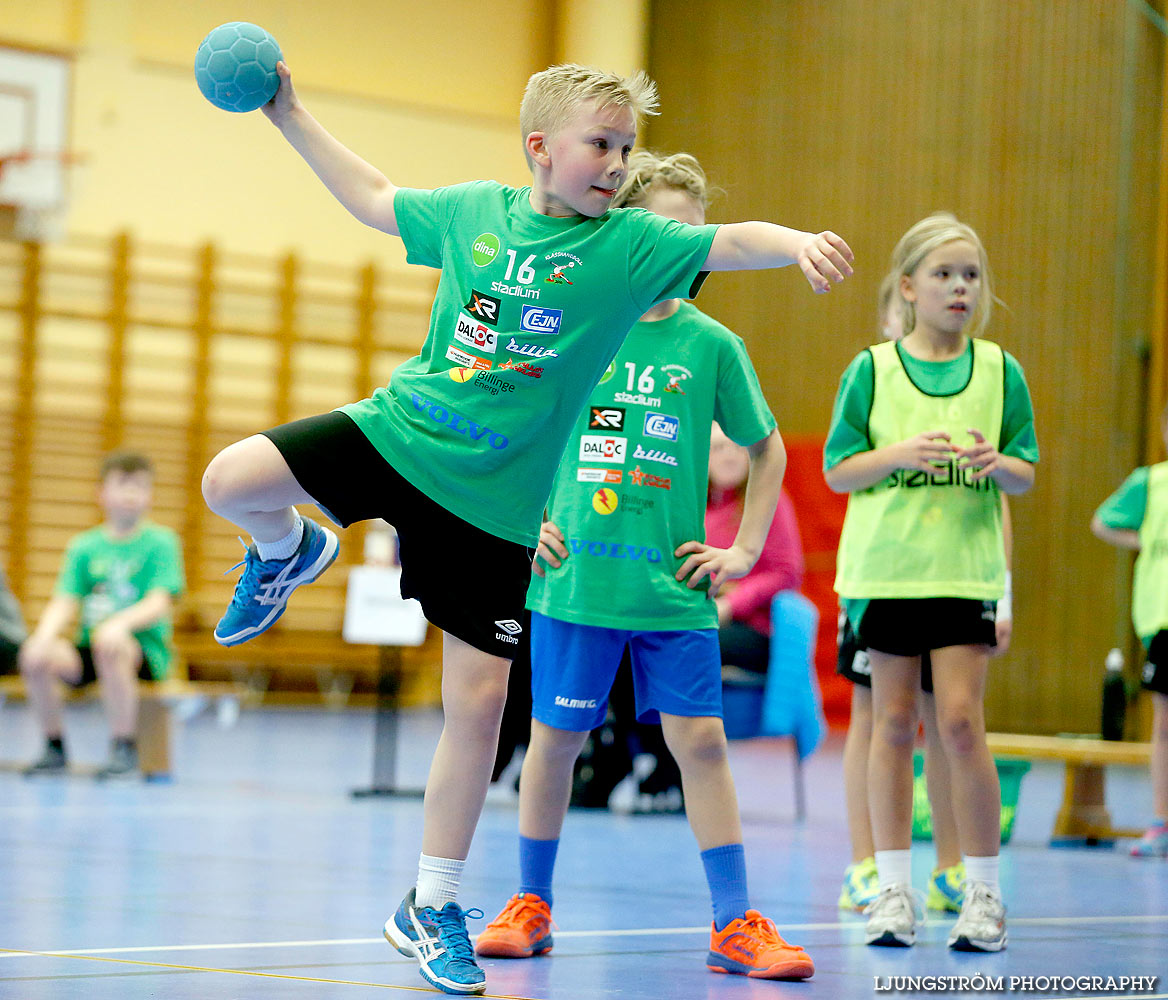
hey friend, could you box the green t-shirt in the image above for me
[1094,467,1149,532]
[340,180,719,547]
[526,301,775,630]
[56,522,185,678]
[1095,465,1159,645]
[823,340,1039,471]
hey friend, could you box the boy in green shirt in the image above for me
[474,151,813,980]
[1091,412,1168,858]
[19,452,185,779]
[200,60,852,995]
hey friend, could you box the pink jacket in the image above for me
[704,487,804,637]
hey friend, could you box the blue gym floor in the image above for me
[0,702,1165,999]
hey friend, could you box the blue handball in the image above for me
[194,22,283,113]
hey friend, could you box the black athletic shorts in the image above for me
[855,597,996,658]
[70,646,156,688]
[836,615,934,693]
[1142,631,1168,695]
[263,411,534,659]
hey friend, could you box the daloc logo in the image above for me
[643,413,679,442]
[520,305,562,335]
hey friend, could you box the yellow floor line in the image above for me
[0,948,537,999]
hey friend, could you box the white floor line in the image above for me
[2,912,1166,960]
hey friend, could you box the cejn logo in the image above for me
[454,313,497,354]
[589,406,625,430]
[520,305,562,335]
[464,289,501,326]
[472,233,500,267]
[643,413,679,442]
[580,435,627,464]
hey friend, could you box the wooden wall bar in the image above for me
[647,0,1164,733]
[0,232,437,690]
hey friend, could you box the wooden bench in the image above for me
[985,732,1153,843]
[0,675,244,780]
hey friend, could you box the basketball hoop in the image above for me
[0,149,85,243]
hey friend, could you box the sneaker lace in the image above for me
[864,885,927,924]
[431,905,484,965]
[224,538,298,608]
[959,880,1003,922]
[737,913,799,951]
[494,895,556,934]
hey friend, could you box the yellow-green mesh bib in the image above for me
[835,339,1006,599]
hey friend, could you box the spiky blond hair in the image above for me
[520,64,658,166]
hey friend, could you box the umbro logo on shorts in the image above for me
[494,618,522,645]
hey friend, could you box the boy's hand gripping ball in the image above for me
[195,22,283,113]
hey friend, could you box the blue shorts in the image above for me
[529,611,722,731]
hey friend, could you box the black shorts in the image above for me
[836,616,934,693]
[69,646,156,688]
[263,411,534,659]
[855,597,996,658]
[1142,631,1168,695]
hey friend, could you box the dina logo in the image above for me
[472,233,500,267]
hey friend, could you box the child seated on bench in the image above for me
[18,451,185,779]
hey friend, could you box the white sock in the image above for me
[963,854,1000,894]
[255,514,303,561]
[874,849,913,892]
[415,853,465,910]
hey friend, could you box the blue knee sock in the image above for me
[518,835,559,907]
[700,843,750,931]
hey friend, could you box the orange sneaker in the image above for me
[474,893,554,959]
[707,910,815,980]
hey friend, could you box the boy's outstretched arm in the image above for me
[262,62,401,237]
[675,428,786,596]
[704,223,854,293]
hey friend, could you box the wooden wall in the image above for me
[646,0,1165,733]
[0,233,442,700]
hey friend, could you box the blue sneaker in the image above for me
[213,518,338,646]
[838,856,878,911]
[384,889,486,995]
[1130,822,1168,858]
[927,862,966,912]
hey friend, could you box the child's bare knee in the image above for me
[667,717,728,767]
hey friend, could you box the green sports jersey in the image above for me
[823,339,1039,471]
[340,181,719,547]
[1094,466,1149,533]
[526,300,775,630]
[56,522,185,678]
[1095,464,1164,645]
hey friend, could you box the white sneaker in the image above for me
[948,881,1007,952]
[864,885,924,947]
